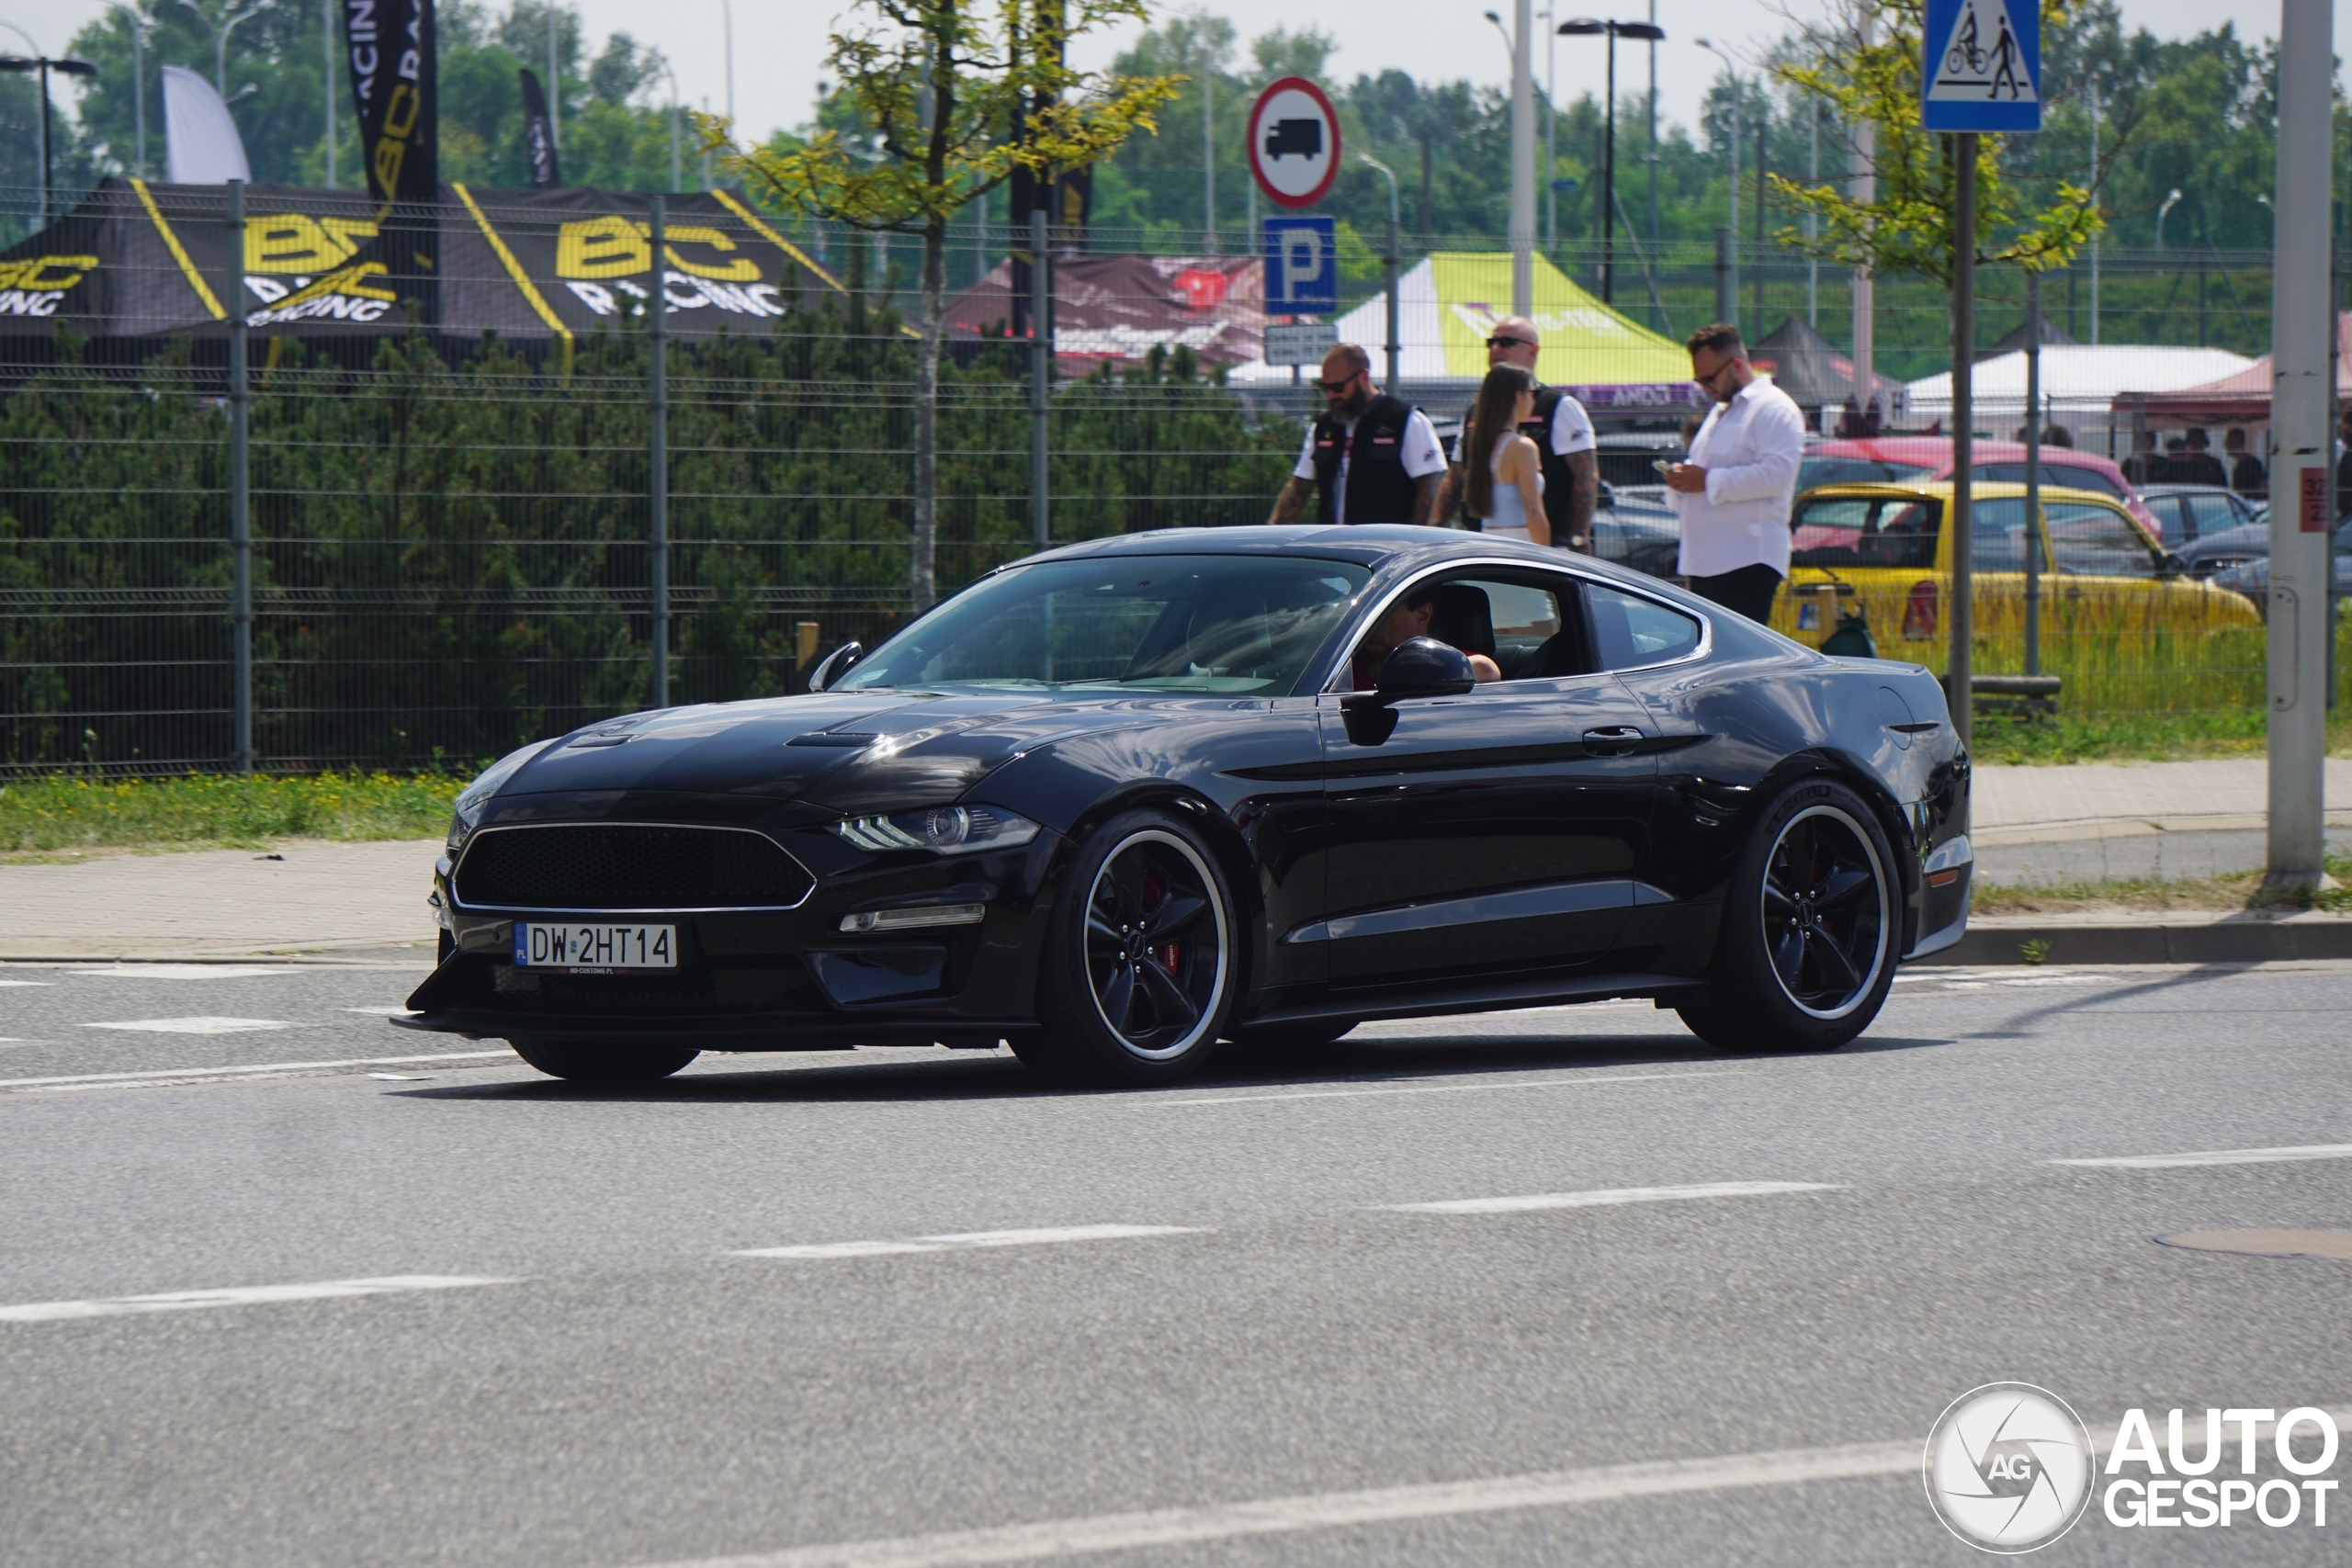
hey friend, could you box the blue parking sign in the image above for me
[1922,0,2041,133]
[1261,217,1337,314]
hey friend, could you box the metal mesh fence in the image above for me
[0,180,2327,774]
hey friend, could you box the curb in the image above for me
[1917,919,2352,967]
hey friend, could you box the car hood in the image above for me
[487,688,1181,818]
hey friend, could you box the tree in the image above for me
[710,1,1179,612]
[1768,0,2104,287]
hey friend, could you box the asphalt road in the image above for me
[5,957,2350,1566]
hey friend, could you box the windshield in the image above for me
[1798,456,1935,491]
[836,555,1374,695]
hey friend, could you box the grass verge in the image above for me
[1967,708,2352,766]
[1974,853,2352,916]
[0,773,464,859]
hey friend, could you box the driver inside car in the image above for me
[1351,581,1504,689]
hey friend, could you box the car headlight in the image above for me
[446,738,560,854]
[832,806,1041,855]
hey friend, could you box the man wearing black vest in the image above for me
[1269,344,1447,525]
[1433,314,1600,551]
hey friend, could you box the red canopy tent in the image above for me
[945,254,1266,370]
[2112,314,2352,427]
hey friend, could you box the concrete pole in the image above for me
[2267,0,2335,889]
[1201,32,1216,254]
[228,178,253,773]
[322,0,334,186]
[1949,135,1976,752]
[2086,84,2098,346]
[648,196,670,710]
[1510,0,1534,316]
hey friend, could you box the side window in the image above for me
[2185,492,2243,541]
[2049,463,2128,500]
[1586,582,1702,671]
[2048,502,2157,578]
[1428,573,1587,681]
[1969,498,2031,572]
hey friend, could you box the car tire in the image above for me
[1020,809,1238,1087]
[1677,778,1898,1054]
[507,1037,701,1084]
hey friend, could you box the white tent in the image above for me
[1905,345,2254,439]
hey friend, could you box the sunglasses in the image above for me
[1313,374,1363,392]
[1486,335,1535,351]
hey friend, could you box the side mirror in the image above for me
[1341,637,1477,711]
[806,640,865,693]
[2157,551,2188,581]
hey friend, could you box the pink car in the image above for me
[1802,436,2163,543]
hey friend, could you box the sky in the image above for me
[13,0,2326,156]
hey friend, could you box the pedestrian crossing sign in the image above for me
[1922,0,2041,132]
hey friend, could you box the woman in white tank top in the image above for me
[1464,364,1551,545]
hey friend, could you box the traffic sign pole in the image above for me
[1948,136,1974,753]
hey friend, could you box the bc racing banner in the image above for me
[518,69,560,188]
[345,0,437,204]
[0,180,842,346]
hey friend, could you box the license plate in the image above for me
[512,922,676,971]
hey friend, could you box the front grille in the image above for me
[490,963,811,1013]
[455,824,814,911]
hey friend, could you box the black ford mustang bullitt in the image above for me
[394,526,1971,1085]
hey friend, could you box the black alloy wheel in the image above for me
[507,1037,701,1084]
[1678,779,1897,1053]
[1023,811,1236,1085]
[1760,805,1891,1018]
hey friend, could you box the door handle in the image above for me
[1582,726,1644,757]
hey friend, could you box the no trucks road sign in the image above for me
[1922,0,2042,133]
[1248,77,1341,210]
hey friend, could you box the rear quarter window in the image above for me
[1586,583,1702,670]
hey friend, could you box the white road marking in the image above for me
[1170,1070,1736,1108]
[0,1275,517,1324]
[63,964,300,979]
[2052,1143,2352,1169]
[343,1007,421,1016]
[631,1405,2352,1568]
[0,1049,513,1092]
[732,1224,1202,1261]
[83,1017,292,1035]
[1382,1180,1844,1215]
[0,979,50,987]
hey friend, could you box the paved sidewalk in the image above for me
[0,840,443,960]
[0,757,2341,958]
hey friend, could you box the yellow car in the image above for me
[1773,483,2265,672]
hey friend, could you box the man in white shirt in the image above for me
[1664,322,1807,622]
[1269,344,1448,525]
[1433,315,1600,549]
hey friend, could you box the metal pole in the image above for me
[322,0,334,186]
[227,180,253,773]
[1363,155,1402,389]
[130,14,145,178]
[1031,208,1050,550]
[1806,96,1817,328]
[38,57,51,227]
[721,0,733,128]
[1645,0,1658,248]
[1600,31,1616,304]
[2267,0,2335,889]
[2086,83,2099,346]
[548,7,560,152]
[1949,134,1976,752]
[649,196,670,710]
[1851,6,1876,418]
[1544,4,1556,251]
[1751,115,1765,329]
[1713,227,1732,324]
[1510,0,1534,316]
[1201,33,1216,254]
[2024,268,2041,677]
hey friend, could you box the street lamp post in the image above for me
[2156,186,2184,251]
[104,5,147,178]
[1361,153,1403,391]
[656,51,683,193]
[1485,5,1535,317]
[1695,38,1739,327]
[1558,18,1665,307]
[0,48,98,226]
[175,0,267,96]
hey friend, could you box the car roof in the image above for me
[1018,524,1646,576]
[1795,479,2127,506]
[2138,483,2246,498]
[1808,437,2121,468]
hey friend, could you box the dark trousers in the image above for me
[1687,563,1784,624]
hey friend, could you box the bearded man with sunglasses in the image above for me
[1663,322,1805,623]
[1269,344,1447,525]
[1433,316,1600,550]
